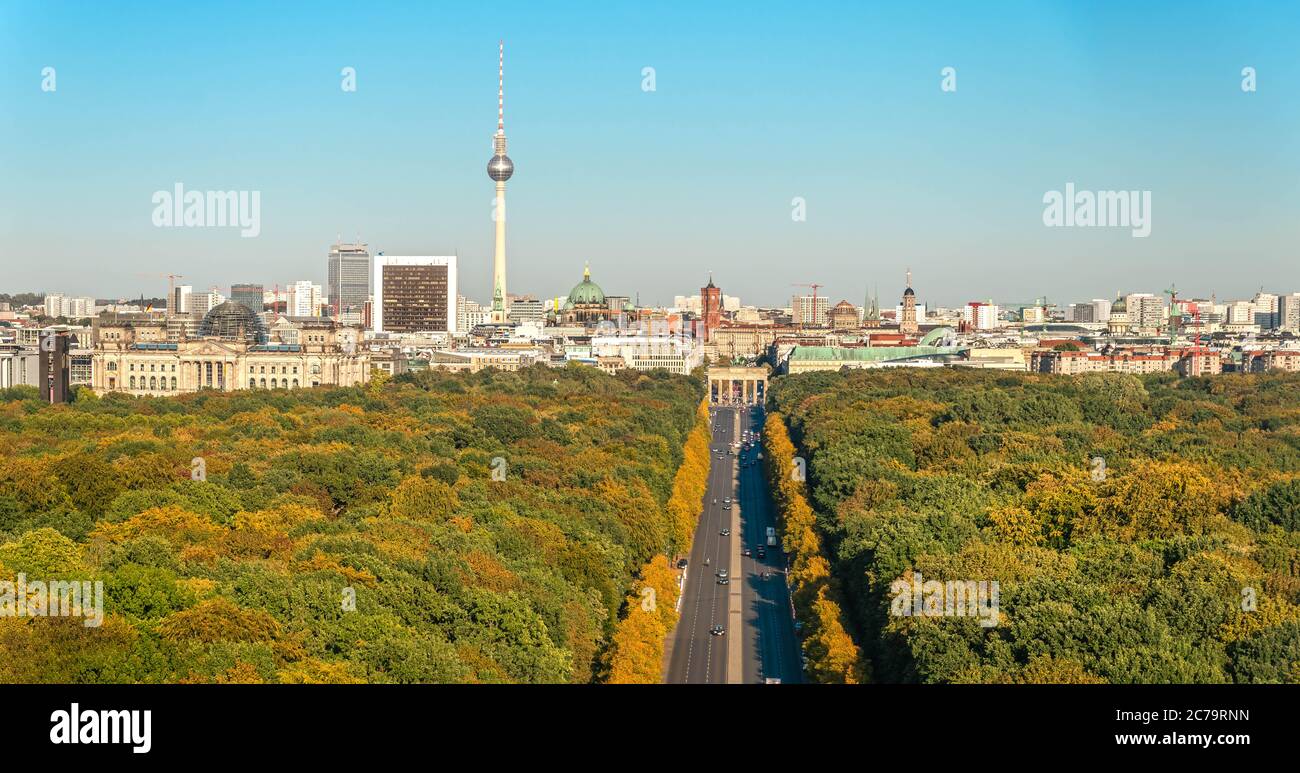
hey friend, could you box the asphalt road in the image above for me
[736,407,803,684]
[665,405,802,684]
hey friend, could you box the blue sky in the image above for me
[2,0,1299,308]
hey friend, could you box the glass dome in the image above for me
[199,301,268,344]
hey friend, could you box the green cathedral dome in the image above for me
[565,264,605,308]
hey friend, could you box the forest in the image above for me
[0,365,704,683]
[769,368,1300,684]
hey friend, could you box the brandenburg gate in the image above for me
[707,366,768,406]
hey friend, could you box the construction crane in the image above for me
[791,282,824,328]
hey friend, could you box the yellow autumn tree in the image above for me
[664,399,712,551]
[762,412,870,683]
[387,475,460,522]
[605,400,707,683]
[605,554,681,683]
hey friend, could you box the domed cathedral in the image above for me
[553,263,633,325]
[1107,292,1130,334]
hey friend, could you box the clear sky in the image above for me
[2,0,1299,309]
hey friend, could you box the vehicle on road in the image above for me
[676,558,688,569]
[766,527,777,547]
[764,678,782,684]
[717,577,730,585]
[710,625,725,636]
[717,568,728,578]
[723,504,731,510]
[720,528,730,536]
[723,497,731,504]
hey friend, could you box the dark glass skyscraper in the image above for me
[328,242,371,320]
[230,283,264,314]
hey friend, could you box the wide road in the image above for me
[665,404,802,684]
[737,405,803,683]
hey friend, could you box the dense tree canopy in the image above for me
[769,368,1300,683]
[0,365,704,683]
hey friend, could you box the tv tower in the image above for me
[487,40,515,324]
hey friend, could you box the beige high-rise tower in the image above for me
[486,40,514,324]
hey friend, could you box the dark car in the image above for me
[742,548,752,557]
[710,625,725,636]
[676,558,688,569]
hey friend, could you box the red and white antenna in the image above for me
[497,40,505,133]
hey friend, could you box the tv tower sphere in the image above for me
[488,153,513,181]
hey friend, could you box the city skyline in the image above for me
[4,1,1300,307]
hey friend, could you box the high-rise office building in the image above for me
[457,295,488,332]
[170,285,193,315]
[1279,293,1300,333]
[1126,293,1165,331]
[43,294,95,319]
[191,290,225,316]
[508,297,545,326]
[328,242,371,321]
[1226,299,1255,326]
[1252,291,1279,330]
[230,283,265,314]
[1091,298,1112,322]
[792,294,829,327]
[288,281,322,317]
[373,256,457,334]
[487,41,515,324]
[963,301,1001,330]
